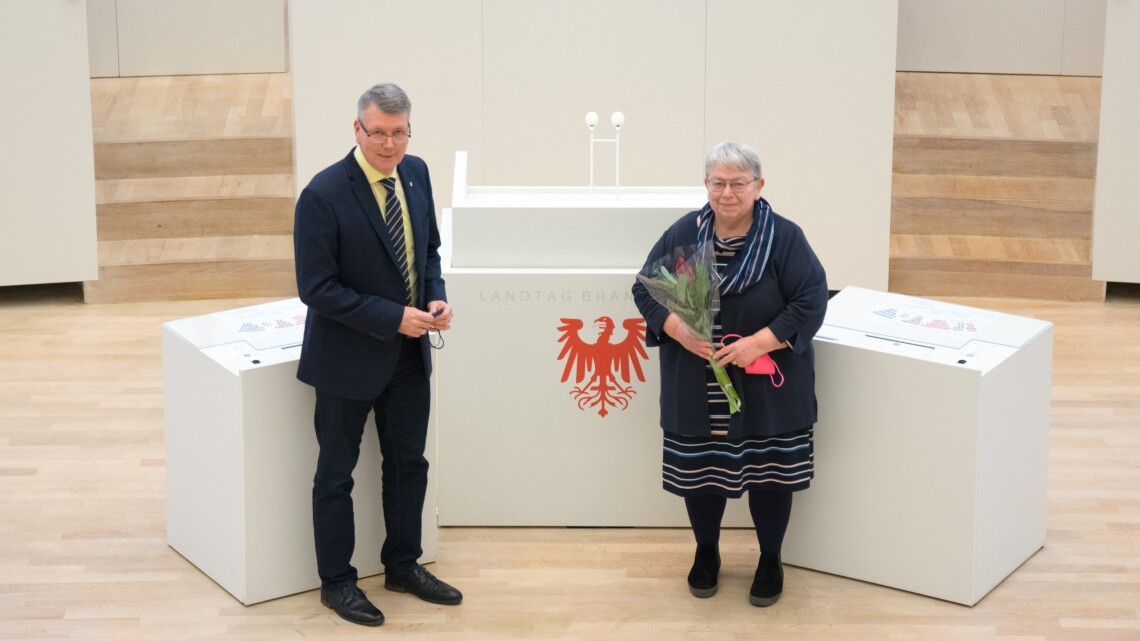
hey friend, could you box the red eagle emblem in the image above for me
[556,316,648,417]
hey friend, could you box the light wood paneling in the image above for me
[893,72,1101,141]
[1,288,1137,639]
[892,174,1096,202]
[93,139,293,180]
[889,260,1106,302]
[891,234,1090,264]
[890,72,1104,300]
[97,236,294,267]
[86,73,296,303]
[96,199,294,241]
[82,260,296,304]
[891,198,1093,239]
[96,174,295,205]
[893,136,1097,179]
[89,73,293,142]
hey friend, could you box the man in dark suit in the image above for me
[293,83,459,627]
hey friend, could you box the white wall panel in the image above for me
[481,0,706,188]
[1092,0,1140,283]
[897,0,1067,74]
[706,1,897,291]
[1062,0,1107,76]
[0,1,98,286]
[116,0,287,76]
[87,0,119,78]
[290,0,483,211]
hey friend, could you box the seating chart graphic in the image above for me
[237,314,307,334]
[167,298,308,353]
[867,298,996,342]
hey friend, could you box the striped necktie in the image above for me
[379,176,412,305]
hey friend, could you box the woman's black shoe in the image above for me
[687,543,720,597]
[749,553,783,607]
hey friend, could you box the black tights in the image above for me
[684,490,793,555]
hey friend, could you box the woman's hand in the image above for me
[713,327,783,368]
[664,313,712,360]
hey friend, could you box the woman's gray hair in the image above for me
[704,141,762,180]
[357,83,411,121]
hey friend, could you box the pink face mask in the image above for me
[722,334,784,388]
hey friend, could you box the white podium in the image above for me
[784,287,1053,605]
[435,152,752,527]
[163,298,438,604]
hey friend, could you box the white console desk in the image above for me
[163,298,438,604]
[784,286,1053,605]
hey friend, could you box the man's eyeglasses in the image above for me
[706,178,756,193]
[359,122,411,144]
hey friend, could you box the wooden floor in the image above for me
[1,284,1138,640]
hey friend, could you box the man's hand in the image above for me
[426,300,452,331]
[398,306,440,338]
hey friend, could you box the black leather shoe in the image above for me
[749,553,783,607]
[385,564,463,605]
[687,543,720,598]
[320,583,384,626]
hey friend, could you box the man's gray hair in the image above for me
[705,141,762,180]
[357,83,411,121]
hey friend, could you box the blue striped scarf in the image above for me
[695,196,776,295]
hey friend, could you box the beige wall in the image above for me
[1092,0,1140,283]
[290,0,898,291]
[88,0,288,77]
[87,0,119,78]
[0,1,98,286]
[897,0,1106,76]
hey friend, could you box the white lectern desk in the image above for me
[785,287,1053,605]
[436,152,752,527]
[163,298,438,604]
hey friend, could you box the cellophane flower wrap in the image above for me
[636,240,742,414]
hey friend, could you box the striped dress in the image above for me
[661,235,815,498]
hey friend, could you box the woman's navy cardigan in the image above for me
[632,209,829,438]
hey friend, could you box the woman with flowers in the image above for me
[632,141,828,607]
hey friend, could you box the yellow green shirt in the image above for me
[353,146,417,306]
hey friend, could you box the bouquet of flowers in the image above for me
[636,240,742,414]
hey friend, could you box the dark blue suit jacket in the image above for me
[294,149,446,401]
